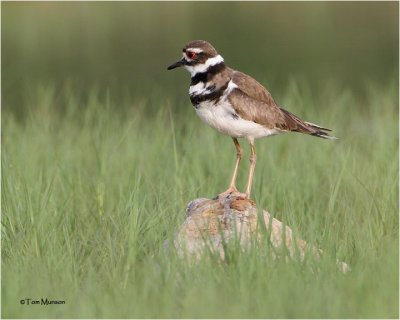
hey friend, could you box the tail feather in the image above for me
[306,122,338,140]
[279,107,337,140]
[304,121,332,132]
[311,130,338,140]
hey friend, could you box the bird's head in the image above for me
[167,40,224,76]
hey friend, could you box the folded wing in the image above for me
[229,70,336,139]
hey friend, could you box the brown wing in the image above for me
[231,69,275,104]
[229,69,335,138]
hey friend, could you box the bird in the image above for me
[167,40,336,199]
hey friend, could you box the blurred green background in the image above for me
[2,2,399,318]
[2,1,398,116]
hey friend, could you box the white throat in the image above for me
[184,54,224,77]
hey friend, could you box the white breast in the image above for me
[195,99,280,140]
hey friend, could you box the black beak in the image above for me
[167,58,185,70]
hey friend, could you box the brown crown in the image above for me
[183,40,218,57]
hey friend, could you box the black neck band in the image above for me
[190,62,226,86]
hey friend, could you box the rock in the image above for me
[172,192,350,273]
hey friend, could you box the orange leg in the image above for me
[218,138,243,198]
[228,138,242,191]
[245,138,256,198]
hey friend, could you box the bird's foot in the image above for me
[215,187,247,200]
[214,187,255,212]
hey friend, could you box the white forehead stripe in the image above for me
[185,54,224,76]
[186,48,203,53]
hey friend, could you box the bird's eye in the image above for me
[186,51,196,59]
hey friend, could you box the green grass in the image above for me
[2,81,398,318]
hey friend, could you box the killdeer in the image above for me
[167,40,336,199]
